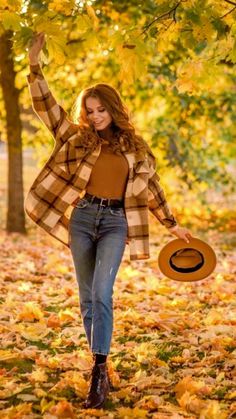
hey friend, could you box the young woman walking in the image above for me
[26,32,193,409]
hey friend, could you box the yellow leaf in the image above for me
[117,406,148,418]
[133,342,157,363]
[47,36,67,65]
[34,20,61,36]
[174,376,207,398]
[0,0,21,12]
[17,322,50,341]
[40,397,55,414]
[58,308,76,322]
[118,47,144,85]
[50,337,63,347]
[18,302,44,322]
[73,15,91,33]
[107,360,121,388]
[204,309,222,326]
[199,400,228,419]
[157,21,182,53]
[34,388,48,398]
[0,349,19,361]
[226,390,236,400]
[0,402,33,417]
[48,0,74,15]
[192,17,216,43]
[48,371,87,398]
[171,356,186,363]
[79,408,106,417]
[1,11,22,30]
[177,391,206,413]
[135,395,161,410]
[29,367,48,383]
[0,382,31,399]
[48,399,76,418]
[131,373,170,390]
[86,4,99,30]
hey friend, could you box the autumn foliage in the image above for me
[0,0,236,417]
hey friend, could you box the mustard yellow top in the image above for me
[86,140,129,199]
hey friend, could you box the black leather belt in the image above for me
[84,193,124,208]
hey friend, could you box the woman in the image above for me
[27,32,193,409]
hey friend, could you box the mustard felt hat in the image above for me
[158,238,217,282]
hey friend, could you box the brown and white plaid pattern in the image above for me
[24,64,178,260]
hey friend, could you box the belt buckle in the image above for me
[100,197,108,207]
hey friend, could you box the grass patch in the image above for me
[213,387,229,400]
[156,343,183,362]
[44,305,61,313]
[0,359,34,373]
[196,351,205,360]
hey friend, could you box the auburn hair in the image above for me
[71,83,155,160]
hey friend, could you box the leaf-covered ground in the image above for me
[0,220,235,419]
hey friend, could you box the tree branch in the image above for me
[224,0,236,6]
[66,38,85,45]
[139,1,182,36]
[220,4,236,18]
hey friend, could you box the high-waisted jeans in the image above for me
[69,196,128,355]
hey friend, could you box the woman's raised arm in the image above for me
[27,32,70,144]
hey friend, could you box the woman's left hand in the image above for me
[168,225,193,244]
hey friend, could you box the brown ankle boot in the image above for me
[84,362,110,409]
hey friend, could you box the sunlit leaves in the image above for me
[156,21,182,53]
[112,30,148,85]
[86,4,99,31]
[0,0,235,202]
[46,34,68,65]
[16,322,51,341]
[174,58,222,95]
[48,0,76,16]
[0,0,21,13]
[1,0,236,88]
[0,11,22,31]
[17,301,44,322]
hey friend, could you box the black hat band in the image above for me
[169,248,204,273]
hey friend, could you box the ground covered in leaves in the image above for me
[0,221,235,419]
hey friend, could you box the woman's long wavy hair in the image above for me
[71,83,155,160]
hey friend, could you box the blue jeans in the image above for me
[69,196,128,355]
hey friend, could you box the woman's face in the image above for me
[85,96,112,130]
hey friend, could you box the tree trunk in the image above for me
[0,30,26,233]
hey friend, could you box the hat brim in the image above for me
[158,238,217,282]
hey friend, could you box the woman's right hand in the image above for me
[169,225,193,244]
[28,32,46,65]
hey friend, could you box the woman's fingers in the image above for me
[172,228,193,243]
[184,230,195,243]
[30,32,45,53]
[183,235,190,243]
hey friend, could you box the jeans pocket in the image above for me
[75,198,90,209]
[108,207,125,217]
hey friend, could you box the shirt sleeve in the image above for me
[147,152,179,229]
[26,63,69,141]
